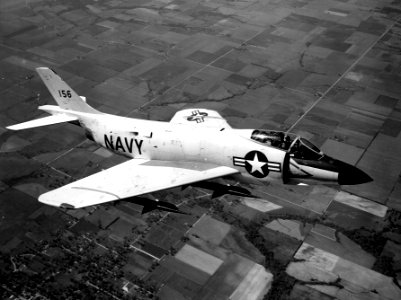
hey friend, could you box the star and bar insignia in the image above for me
[187,110,208,123]
[233,150,281,178]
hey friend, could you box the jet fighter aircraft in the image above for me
[7,68,372,212]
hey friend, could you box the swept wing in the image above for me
[39,159,239,209]
[170,108,231,129]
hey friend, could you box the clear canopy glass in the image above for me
[250,130,323,160]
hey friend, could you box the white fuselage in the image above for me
[78,112,287,183]
[38,106,344,185]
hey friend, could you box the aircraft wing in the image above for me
[39,159,239,209]
[170,108,231,129]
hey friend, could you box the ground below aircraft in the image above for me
[7,68,372,214]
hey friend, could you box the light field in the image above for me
[175,244,223,276]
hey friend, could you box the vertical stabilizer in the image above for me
[36,67,99,113]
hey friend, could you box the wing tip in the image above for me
[39,197,76,209]
[6,125,19,131]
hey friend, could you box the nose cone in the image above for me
[337,161,373,185]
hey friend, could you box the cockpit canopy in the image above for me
[251,129,323,160]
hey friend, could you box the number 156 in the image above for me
[58,90,72,98]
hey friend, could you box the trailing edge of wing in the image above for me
[7,114,78,130]
[38,159,239,209]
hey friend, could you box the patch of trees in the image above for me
[0,230,158,300]
[243,222,297,300]
[342,227,387,257]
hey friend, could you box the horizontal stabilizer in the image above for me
[7,114,78,130]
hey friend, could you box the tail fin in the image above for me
[36,67,99,114]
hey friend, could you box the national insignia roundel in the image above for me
[233,150,270,178]
[187,110,208,123]
[233,151,282,178]
[244,151,270,178]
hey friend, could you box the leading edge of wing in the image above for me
[39,159,239,209]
